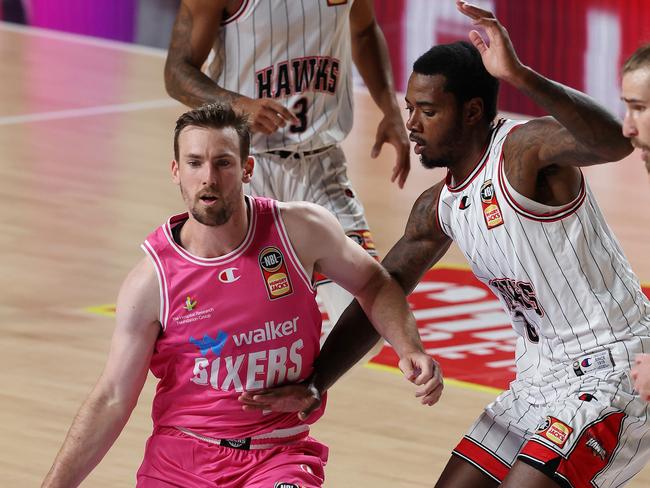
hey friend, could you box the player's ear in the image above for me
[242,156,255,183]
[464,97,484,126]
[171,159,180,184]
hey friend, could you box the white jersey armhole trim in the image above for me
[142,241,169,331]
[436,186,451,239]
[271,203,316,293]
[222,0,251,25]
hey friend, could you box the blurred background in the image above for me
[2,0,649,116]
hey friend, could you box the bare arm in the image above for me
[42,258,161,488]
[310,183,452,395]
[164,0,233,108]
[458,1,633,170]
[239,184,451,416]
[281,201,433,359]
[164,0,298,132]
[350,0,411,188]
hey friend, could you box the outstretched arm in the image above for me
[239,183,451,417]
[350,0,411,188]
[164,0,298,133]
[42,258,160,488]
[309,184,451,398]
[457,0,632,169]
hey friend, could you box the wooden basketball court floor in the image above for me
[1,23,650,487]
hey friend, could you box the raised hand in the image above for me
[238,383,322,421]
[456,0,525,85]
[398,352,444,406]
[232,96,300,135]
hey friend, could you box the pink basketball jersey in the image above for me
[141,196,325,440]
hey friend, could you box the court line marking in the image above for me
[0,21,167,57]
[0,99,180,126]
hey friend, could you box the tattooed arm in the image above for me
[238,182,452,417]
[164,0,233,108]
[164,0,298,133]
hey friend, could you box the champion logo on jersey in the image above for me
[218,267,241,284]
[480,180,504,229]
[459,195,471,210]
[259,247,293,300]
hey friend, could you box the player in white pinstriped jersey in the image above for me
[243,2,650,487]
[164,0,410,336]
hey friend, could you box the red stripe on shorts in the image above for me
[520,411,626,488]
[453,436,510,482]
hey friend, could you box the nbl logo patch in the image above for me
[480,180,504,229]
[259,246,293,300]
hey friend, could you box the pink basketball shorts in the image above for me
[136,427,329,487]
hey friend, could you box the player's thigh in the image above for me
[435,453,499,488]
[501,460,561,488]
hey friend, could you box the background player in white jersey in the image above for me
[164,0,410,331]
[623,44,650,402]
[244,2,650,486]
[41,104,440,488]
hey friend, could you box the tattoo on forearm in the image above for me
[165,4,239,108]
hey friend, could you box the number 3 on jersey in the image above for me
[290,97,308,133]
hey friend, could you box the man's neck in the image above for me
[447,124,493,186]
[179,198,250,258]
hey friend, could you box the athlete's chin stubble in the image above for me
[420,155,449,169]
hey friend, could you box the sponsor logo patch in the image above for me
[189,332,228,356]
[274,483,300,488]
[536,416,573,448]
[480,180,504,229]
[259,247,293,300]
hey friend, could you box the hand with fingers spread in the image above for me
[455,0,526,85]
[632,354,650,402]
[398,352,444,406]
[231,96,300,135]
[372,112,411,189]
[238,382,322,421]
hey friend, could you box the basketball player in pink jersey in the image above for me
[41,104,441,488]
[246,2,650,486]
[164,0,410,332]
[623,44,650,402]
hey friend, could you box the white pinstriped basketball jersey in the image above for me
[437,119,650,384]
[207,0,355,154]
